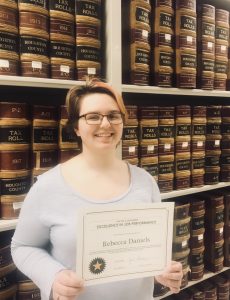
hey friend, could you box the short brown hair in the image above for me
[65,79,128,132]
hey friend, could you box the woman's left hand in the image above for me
[154,261,183,294]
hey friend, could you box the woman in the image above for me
[11,80,182,300]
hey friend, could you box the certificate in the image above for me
[76,202,174,286]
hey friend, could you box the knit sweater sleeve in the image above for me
[11,179,66,299]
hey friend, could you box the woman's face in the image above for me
[75,93,123,152]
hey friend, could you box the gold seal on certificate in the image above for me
[76,202,174,286]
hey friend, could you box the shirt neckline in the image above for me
[57,162,133,204]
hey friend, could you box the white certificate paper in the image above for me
[76,202,174,286]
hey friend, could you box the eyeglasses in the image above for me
[78,112,124,125]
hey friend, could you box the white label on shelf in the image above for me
[129,146,135,153]
[221,45,227,52]
[165,34,171,41]
[60,65,70,73]
[198,234,203,240]
[182,240,187,247]
[208,42,213,49]
[0,59,9,68]
[32,61,42,69]
[187,36,193,42]
[147,145,155,152]
[13,202,23,210]
[215,140,220,146]
[88,68,96,75]
[182,141,188,148]
[220,227,223,233]
[197,141,203,147]
[165,144,171,150]
[142,30,148,37]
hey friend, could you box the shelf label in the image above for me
[207,42,213,49]
[182,141,188,148]
[0,59,9,68]
[13,202,23,210]
[128,146,136,153]
[182,240,187,247]
[198,234,203,241]
[147,145,155,152]
[87,68,96,75]
[221,45,227,52]
[187,36,193,42]
[197,141,204,147]
[142,30,148,38]
[60,65,70,73]
[32,61,42,69]
[165,33,171,41]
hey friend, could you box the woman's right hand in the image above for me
[52,269,84,300]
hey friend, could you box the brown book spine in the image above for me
[32,105,58,151]
[215,9,229,90]
[75,0,102,80]
[224,192,230,225]
[175,0,197,88]
[130,0,151,85]
[197,4,215,90]
[152,0,174,86]
[59,106,79,150]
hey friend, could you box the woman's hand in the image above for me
[154,261,183,294]
[52,269,84,300]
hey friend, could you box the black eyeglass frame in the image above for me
[78,112,125,125]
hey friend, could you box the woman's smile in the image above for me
[95,132,114,137]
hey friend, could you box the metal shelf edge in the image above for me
[122,84,230,97]
[0,75,84,89]
[161,182,230,200]
[0,219,18,232]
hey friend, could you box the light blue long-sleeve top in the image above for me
[11,163,161,300]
